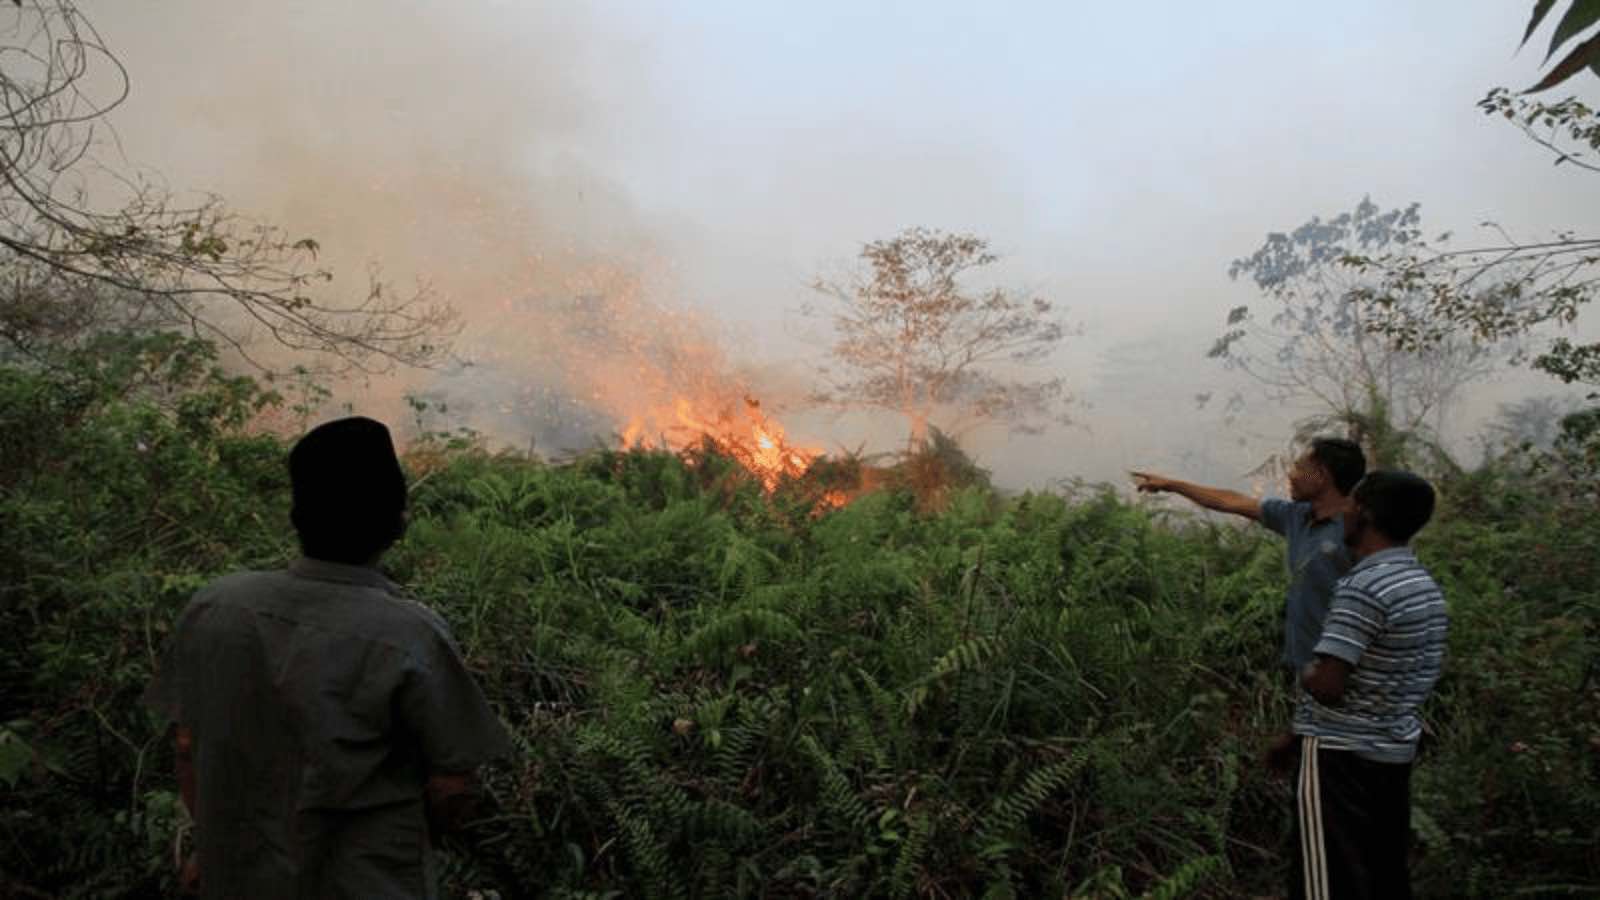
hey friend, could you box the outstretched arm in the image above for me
[1130,472,1261,521]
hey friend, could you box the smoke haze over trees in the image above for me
[57,1,1593,487]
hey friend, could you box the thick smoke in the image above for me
[88,3,1600,488]
[93,1,801,454]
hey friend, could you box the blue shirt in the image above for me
[1293,547,1449,763]
[1259,498,1353,670]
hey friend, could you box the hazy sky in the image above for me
[92,2,1600,488]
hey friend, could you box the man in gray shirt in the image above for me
[1131,437,1368,673]
[146,417,511,898]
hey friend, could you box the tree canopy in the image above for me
[807,227,1072,445]
[1214,198,1499,464]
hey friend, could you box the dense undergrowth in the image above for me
[1,334,1597,898]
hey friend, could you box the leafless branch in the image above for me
[0,1,457,373]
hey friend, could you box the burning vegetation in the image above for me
[620,394,819,492]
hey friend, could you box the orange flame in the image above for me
[469,259,846,501]
[622,394,821,492]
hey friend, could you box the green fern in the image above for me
[975,747,1091,862]
[610,801,684,900]
[836,676,888,769]
[906,635,1006,716]
[680,607,802,666]
[708,694,776,789]
[800,733,873,834]
[717,533,781,598]
[685,798,763,846]
[1141,853,1226,900]
[888,811,933,900]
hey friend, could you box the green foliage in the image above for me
[1336,95,1600,400]
[1520,0,1600,92]
[3,331,1597,897]
[1220,197,1500,456]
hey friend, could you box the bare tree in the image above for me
[1212,198,1502,464]
[806,227,1072,446]
[0,1,455,371]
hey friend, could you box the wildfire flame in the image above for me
[621,394,821,492]
[469,259,844,500]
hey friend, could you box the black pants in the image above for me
[1289,736,1413,900]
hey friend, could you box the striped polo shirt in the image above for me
[1293,546,1448,764]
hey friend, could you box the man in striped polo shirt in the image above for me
[1293,470,1448,900]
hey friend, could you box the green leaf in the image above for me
[1523,0,1559,48]
[1545,0,1600,61]
[1528,29,1600,92]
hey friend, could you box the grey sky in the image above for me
[93,2,1598,488]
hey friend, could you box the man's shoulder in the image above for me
[1337,561,1385,591]
[196,567,283,594]
[1265,497,1323,524]
[1259,496,1308,534]
[1340,554,1442,605]
[1358,551,1432,580]
[370,587,457,649]
[182,568,288,617]
[189,569,455,652]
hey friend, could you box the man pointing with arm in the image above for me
[1132,438,1366,774]
[1131,437,1367,676]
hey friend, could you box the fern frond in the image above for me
[800,733,873,833]
[681,608,802,665]
[974,748,1091,861]
[888,811,933,900]
[1141,853,1226,900]
[610,800,685,900]
[906,635,1006,716]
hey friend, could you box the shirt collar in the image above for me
[1303,503,1343,527]
[1348,545,1416,575]
[289,556,392,589]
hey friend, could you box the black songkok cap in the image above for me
[289,416,407,519]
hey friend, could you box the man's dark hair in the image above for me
[289,417,408,564]
[1352,469,1435,543]
[1309,437,1366,495]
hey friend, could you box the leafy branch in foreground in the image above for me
[1519,0,1600,93]
[1335,90,1600,390]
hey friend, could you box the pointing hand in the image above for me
[1130,471,1171,493]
